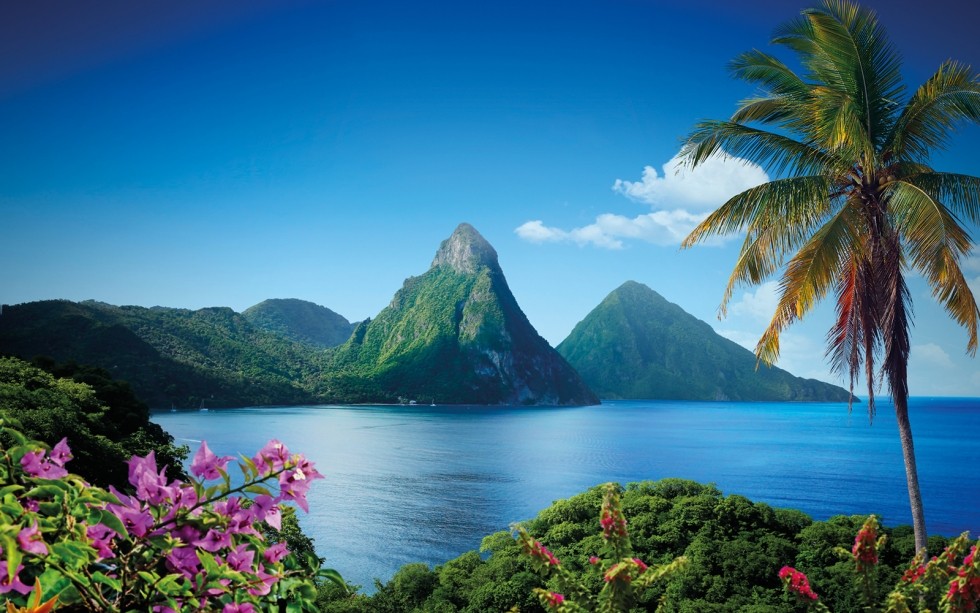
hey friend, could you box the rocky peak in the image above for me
[431,223,500,274]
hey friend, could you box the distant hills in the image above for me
[0,226,850,407]
[557,281,850,402]
[0,299,328,408]
[243,298,358,348]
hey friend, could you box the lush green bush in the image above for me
[319,480,968,612]
[0,356,187,488]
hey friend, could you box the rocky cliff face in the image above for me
[328,223,599,406]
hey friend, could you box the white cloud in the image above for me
[912,342,955,368]
[612,150,769,212]
[515,210,708,249]
[729,281,780,322]
[516,149,769,249]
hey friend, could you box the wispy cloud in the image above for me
[515,210,707,249]
[729,281,780,322]
[516,149,768,249]
[912,342,955,368]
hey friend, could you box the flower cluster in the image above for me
[779,566,820,602]
[599,506,627,541]
[516,534,561,572]
[543,591,565,608]
[0,421,334,612]
[851,515,881,572]
[945,545,980,612]
[516,483,687,612]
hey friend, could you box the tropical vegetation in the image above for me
[0,420,340,612]
[318,479,973,612]
[680,0,980,553]
[0,356,186,488]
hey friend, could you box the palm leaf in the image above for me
[756,203,863,364]
[889,61,980,160]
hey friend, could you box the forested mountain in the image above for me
[558,281,851,401]
[243,298,358,348]
[0,300,329,407]
[326,223,599,405]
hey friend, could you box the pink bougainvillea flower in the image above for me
[20,450,68,480]
[195,528,233,553]
[17,521,48,556]
[852,516,880,571]
[127,451,173,505]
[253,440,290,474]
[50,437,73,467]
[263,542,289,564]
[222,603,256,613]
[166,546,201,579]
[86,523,118,560]
[0,561,32,596]
[191,441,233,480]
[107,486,155,537]
[225,544,256,572]
[247,565,281,596]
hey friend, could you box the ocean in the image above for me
[152,397,980,590]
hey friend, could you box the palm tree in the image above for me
[680,0,980,554]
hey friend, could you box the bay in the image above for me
[152,397,980,591]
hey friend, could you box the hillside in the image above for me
[243,298,358,348]
[327,223,599,405]
[0,300,329,407]
[557,281,851,401]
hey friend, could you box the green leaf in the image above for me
[92,570,122,593]
[88,507,127,538]
[25,483,69,499]
[0,484,25,498]
[51,542,91,568]
[244,484,273,497]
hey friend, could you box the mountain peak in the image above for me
[431,223,499,274]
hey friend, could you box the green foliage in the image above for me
[0,300,333,408]
[0,420,333,612]
[0,356,187,488]
[558,281,850,401]
[317,479,955,612]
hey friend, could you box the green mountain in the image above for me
[243,298,357,348]
[0,299,329,408]
[327,223,599,405]
[557,281,851,401]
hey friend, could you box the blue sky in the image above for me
[3,0,980,396]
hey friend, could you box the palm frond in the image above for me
[889,61,980,160]
[681,120,836,177]
[683,175,833,248]
[901,171,980,226]
[728,49,809,100]
[756,203,862,364]
[889,180,980,353]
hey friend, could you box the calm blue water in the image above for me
[152,398,980,590]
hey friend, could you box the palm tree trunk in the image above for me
[894,393,927,554]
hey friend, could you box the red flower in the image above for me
[779,566,819,602]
